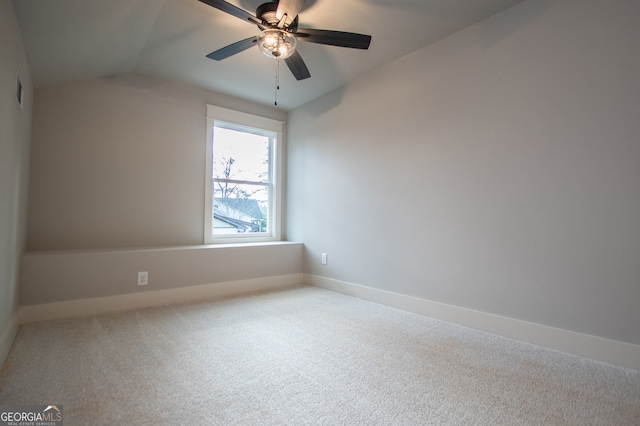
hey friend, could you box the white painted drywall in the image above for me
[0,0,33,363]
[287,0,640,345]
[27,73,287,250]
[20,243,303,306]
[23,73,300,306]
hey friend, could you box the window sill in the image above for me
[23,241,302,257]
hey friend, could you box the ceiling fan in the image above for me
[199,0,372,81]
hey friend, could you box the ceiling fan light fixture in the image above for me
[258,29,297,59]
[201,0,371,81]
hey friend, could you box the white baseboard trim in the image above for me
[0,310,20,367]
[305,274,640,371]
[20,273,304,324]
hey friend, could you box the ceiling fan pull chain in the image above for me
[274,58,281,106]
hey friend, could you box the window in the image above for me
[205,105,284,243]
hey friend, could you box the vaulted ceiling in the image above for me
[13,0,525,110]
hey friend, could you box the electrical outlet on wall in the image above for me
[138,271,149,286]
[321,253,328,265]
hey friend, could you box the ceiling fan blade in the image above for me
[206,36,258,61]
[276,0,306,27]
[285,50,311,81]
[198,0,262,26]
[295,28,372,49]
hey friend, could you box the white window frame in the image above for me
[204,105,284,244]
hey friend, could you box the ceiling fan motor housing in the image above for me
[256,2,279,25]
[256,2,298,31]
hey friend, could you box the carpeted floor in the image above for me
[1,285,639,425]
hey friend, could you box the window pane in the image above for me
[213,127,269,183]
[213,183,269,235]
[205,105,282,243]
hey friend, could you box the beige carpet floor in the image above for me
[1,285,639,425]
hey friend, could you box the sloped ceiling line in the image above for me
[14,0,526,109]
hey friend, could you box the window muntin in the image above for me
[205,105,283,243]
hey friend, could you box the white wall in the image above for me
[28,73,287,251]
[20,243,303,318]
[288,0,640,347]
[23,73,301,309]
[0,0,32,364]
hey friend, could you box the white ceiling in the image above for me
[13,0,525,110]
